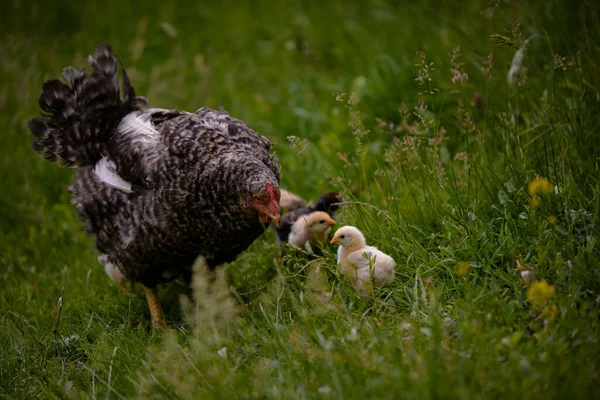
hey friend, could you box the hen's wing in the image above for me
[106,108,188,187]
[195,107,281,181]
[106,107,279,189]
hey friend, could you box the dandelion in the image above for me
[527,280,555,307]
[547,215,557,225]
[530,196,541,208]
[528,177,553,196]
[455,261,471,277]
[542,305,558,322]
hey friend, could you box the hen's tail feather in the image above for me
[29,44,145,167]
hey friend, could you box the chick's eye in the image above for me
[340,235,345,239]
[319,220,325,224]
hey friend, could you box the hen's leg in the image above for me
[143,285,165,330]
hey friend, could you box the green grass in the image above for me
[1,0,600,398]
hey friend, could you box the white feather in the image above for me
[99,255,127,285]
[118,111,160,143]
[93,157,132,193]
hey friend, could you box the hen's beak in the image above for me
[255,192,281,227]
[272,215,282,228]
[330,237,340,244]
[259,211,281,227]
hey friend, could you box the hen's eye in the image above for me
[319,220,325,224]
[340,235,345,239]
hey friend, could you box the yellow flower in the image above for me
[530,196,541,208]
[455,261,470,277]
[547,215,557,225]
[527,280,556,307]
[528,177,553,196]
[542,305,558,321]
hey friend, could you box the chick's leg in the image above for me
[143,285,165,331]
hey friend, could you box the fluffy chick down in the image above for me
[279,189,307,210]
[288,211,336,250]
[331,226,395,295]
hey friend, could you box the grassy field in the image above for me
[1,0,600,398]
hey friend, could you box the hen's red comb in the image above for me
[265,181,275,196]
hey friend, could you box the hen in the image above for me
[29,44,282,329]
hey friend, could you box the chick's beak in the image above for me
[326,217,336,226]
[330,236,340,244]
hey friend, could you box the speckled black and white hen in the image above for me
[29,44,281,329]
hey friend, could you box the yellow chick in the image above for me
[288,211,336,250]
[330,226,395,295]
